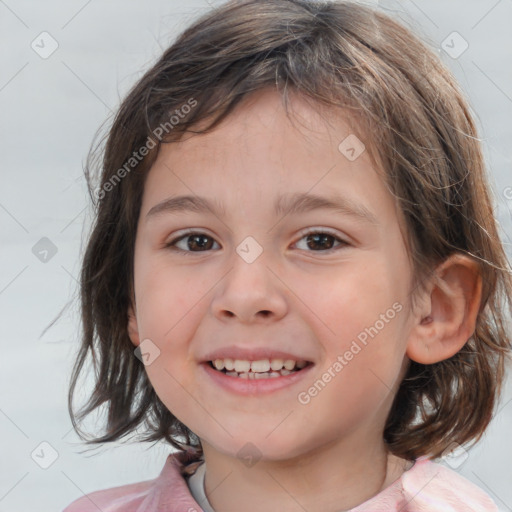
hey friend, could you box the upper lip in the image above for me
[202,346,314,363]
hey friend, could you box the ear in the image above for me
[127,302,141,347]
[406,254,482,364]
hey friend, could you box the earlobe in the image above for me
[406,254,482,365]
[127,303,141,347]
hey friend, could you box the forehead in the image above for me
[174,89,372,163]
[140,89,403,232]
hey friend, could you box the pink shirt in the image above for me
[63,450,498,511]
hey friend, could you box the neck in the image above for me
[200,436,408,512]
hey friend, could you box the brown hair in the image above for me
[68,0,512,460]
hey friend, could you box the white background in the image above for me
[1,0,511,511]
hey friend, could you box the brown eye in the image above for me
[165,232,220,254]
[305,233,336,250]
[294,230,348,253]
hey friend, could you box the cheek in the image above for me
[134,256,213,341]
[133,260,209,398]
[291,259,409,395]
[296,304,408,433]
[145,358,205,430]
[291,258,404,344]
[134,263,203,419]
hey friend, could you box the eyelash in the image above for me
[163,228,350,256]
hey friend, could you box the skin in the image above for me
[127,88,482,512]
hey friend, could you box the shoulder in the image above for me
[400,458,499,512]
[62,450,204,512]
[62,479,154,512]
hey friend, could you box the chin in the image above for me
[204,431,307,464]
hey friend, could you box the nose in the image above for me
[210,252,288,323]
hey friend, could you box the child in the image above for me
[64,0,512,510]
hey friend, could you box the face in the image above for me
[128,89,417,462]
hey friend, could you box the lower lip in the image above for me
[201,362,314,395]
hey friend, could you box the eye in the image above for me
[293,229,349,253]
[164,230,220,255]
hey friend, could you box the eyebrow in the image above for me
[145,192,378,225]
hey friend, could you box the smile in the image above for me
[201,358,315,395]
[209,358,310,379]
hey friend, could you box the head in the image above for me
[70,0,512,461]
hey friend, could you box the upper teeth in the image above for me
[212,358,308,372]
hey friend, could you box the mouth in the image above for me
[206,357,313,379]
